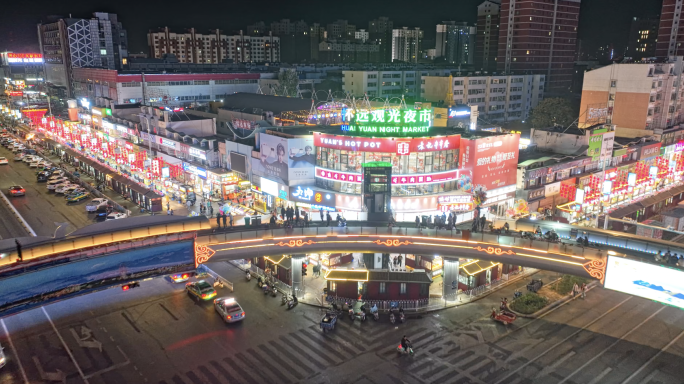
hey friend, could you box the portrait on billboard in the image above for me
[254,133,289,183]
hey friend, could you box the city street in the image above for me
[0,145,96,236]
[0,262,683,384]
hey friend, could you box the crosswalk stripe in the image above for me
[448,350,476,365]
[268,339,318,372]
[371,327,429,352]
[235,351,281,383]
[300,327,359,356]
[209,360,239,383]
[222,356,260,384]
[287,332,342,365]
[257,344,306,380]
[421,364,449,380]
[195,366,221,384]
[171,374,185,384]
[312,324,368,352]
[455,353,483,370]
[246,348,293,384]
[276,336,328,370]
[430,369,459,384]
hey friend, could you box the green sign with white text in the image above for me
[341,108,432,136]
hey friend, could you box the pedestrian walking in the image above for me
[580,283,586,299]
[228,211,233,227]
[216,213,221,228]
[320,208,324,221]
[415,215,420,228]
[303,212,309,227]
[209,205,213,217]
[398,255,403,266]
[572,282,579,297]
[281,206,286,220]
[166,201,170,211]
[222,212,227,228]
[480,215,486,231]
[326,212,332,227]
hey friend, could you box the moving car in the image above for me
[85,198,109,212]
[105,212,128,220]
[66,191,90,203]
[185,280,217,301]
[0,157,7,165]
[13,154,24,161]
[170,272,193,283]
[22,156,34,163]
[8,186,25,197]
[213,297,245,323]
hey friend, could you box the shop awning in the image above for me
[460,260,501,276]
[608,204,642,219]
[324,269,369,282]
[609,185,684,219]
[368,270,433,284]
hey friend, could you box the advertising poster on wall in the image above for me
[460,134,519,191]
[253,133,289,184]
[288,137,316,182]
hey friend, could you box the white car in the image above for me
[86,198,109,212]
[29,161,40,168]
[106,212,128,220]
[55,183,74,194]
[0,157,7,165]
[47,179,69,190]
[213,297,245,323]
[22,156,35,163]
[48,175,67,182]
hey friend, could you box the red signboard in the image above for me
[314,132,460,154]
[316,168,363,183]
[460,134,520,190]
[6,53,43,64]
[391,170,459,185]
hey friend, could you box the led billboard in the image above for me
[604,256,684,309]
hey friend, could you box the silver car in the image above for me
[213,297,245,323]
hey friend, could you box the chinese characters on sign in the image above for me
[341,108,432,135]
[6,53,43,64]
[475,151,516,166]
[292,186,314,200]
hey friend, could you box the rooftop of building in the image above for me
[662,207,684,219]
[517,149,591,169]
[220,93,313,115]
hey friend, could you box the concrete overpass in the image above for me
[194,226,609,281]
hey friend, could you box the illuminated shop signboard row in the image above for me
[315,166,459,185]
[314,132,460,155]
[341,108,432,136]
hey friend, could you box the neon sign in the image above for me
[6,53,43,64]
[341,108,432,136]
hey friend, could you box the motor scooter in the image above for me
[370,304,379,321]
[262,282,270,295]
[245,271,251,281]
[397,343,414,355]
[282,293,291,305]
[287,295,298,309]
[270,284,277,297]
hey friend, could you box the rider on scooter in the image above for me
[401,335,412,353]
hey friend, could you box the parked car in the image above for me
[55,183,75,194]
[66,191,90,203]
[0,157,7,165]
[85,198,109,212]
[105,212,128,220]
[8,186,25,197]
[13,154,24,161]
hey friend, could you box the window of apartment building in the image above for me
[406,73,414,78]
[146,81,167,86]
[121,82,141,87]
[168,81,193,86]
[454,90,463,95]
[468,89,485,95]
[194,80,209,85]
[392,74,401,78]
[610,80,617,87]
[650,95,656,102]
[670,106,676,113]
[382,74,392,78]
[469,79,479,85]
[368,82,377,87]
[454,80,463,86]
[367,74,377,79]
[609,94,615,101]
[648,109,654,116]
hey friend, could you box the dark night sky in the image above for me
[0,0,663,57]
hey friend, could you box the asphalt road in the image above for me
[0,263,682,384]
[0,145,96,237]
[0,188,28,240]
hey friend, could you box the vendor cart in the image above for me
[320,311,338,332]
[490,309,517,325]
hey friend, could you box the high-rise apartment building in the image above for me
[422,73,544,122]
[656,0,684,57]
[497,0,581,93]
[369,17,394,62]
[475,0,501,72]
[327,20,356,40]
[392,27,423,63]
[268,19,319,63]
[628,17,659,60]
[37,12,128,97]
[148,28,280,64]
[435,22,476,65]
[579,59,684,136]
[342,68,453,99]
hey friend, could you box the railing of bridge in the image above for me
[201,226,608,259]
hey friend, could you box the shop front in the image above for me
[289,185,336,218]
[253,176,290,213]
[404,254,443,279]
[182,163,209,200]
[206,169,239,200]
[457,259,501,291]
